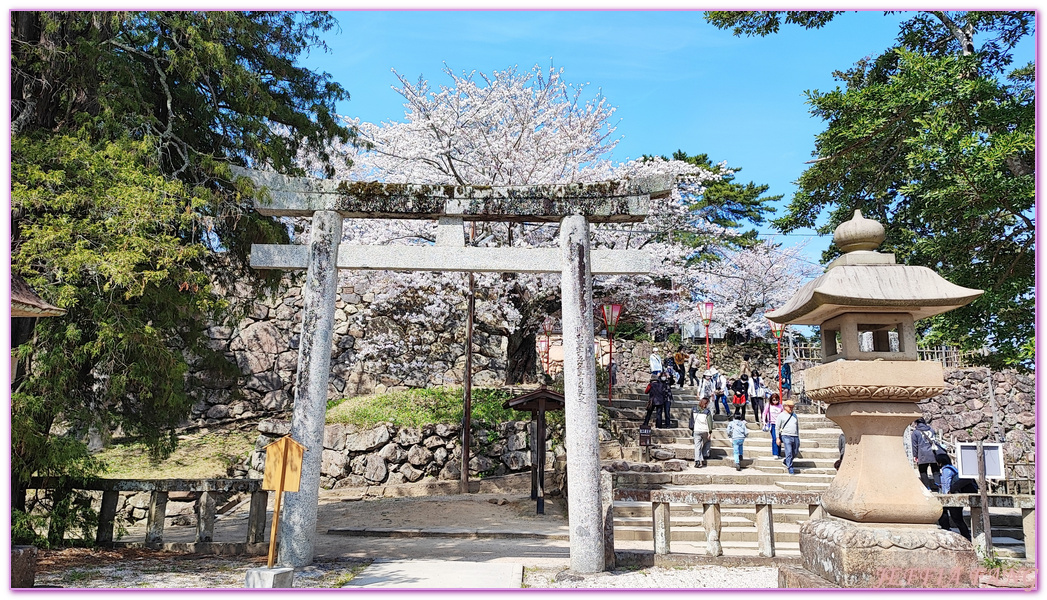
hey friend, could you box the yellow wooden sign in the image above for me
[262,436,306,492]
[261,435,307,568]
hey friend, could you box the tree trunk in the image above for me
[505,329,538,385]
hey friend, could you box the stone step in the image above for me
[614,471,834,488]
[776,480,832,492]
[610,396,827,415]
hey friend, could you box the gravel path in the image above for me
[524,565,779,588]
[33,490,781,589]
[35,549,778,589]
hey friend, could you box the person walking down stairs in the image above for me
[763,393,785,459]
[673,346,688,388]
[727,412,749,471]
[776,400,801,475]
[691,397,714,468]
[748,371,768,427]
[687,352,702,387]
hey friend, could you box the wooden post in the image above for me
[537,404,547,515]
[756,503,775,557]
[653,501,671,555]
[267,444,288,568]
[96,490,119,545]
[977,440,994,555]
[703,503,722,556]
[529,412,538,502]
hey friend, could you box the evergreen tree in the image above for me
[706,11,1034,368]
[11,11,352,544]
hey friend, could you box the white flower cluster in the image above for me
[289,64,815,374]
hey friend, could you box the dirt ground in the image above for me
[33,489,575,588]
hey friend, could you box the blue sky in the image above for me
[302,10,1035,267]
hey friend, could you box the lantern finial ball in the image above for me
[834,209,886,253]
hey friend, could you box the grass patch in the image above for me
[96,430,256,479]
[326,387,518,428]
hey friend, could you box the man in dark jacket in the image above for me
[643,373,670,428]
[911,418,942,489]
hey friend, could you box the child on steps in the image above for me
[727,412,749,471]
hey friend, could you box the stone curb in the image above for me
[326,527,569,541]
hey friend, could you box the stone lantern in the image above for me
[769,210,983,588]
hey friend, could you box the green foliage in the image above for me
[704,11,845,37]
[10,10,356,529]
[651,150,780,260]
[610,318,648,341]
[326,388,518,428]
[707,10,1035,369]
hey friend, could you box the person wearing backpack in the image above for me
[936,453,974,540]
[730,374,749,420]
[642,375,667,428]
[710,368,730,416]
[748,371,767,427]
[690,397,714,468]
[726,412,749,471]
[911,418,943,489]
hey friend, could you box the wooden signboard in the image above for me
[263,436,305,492]
[262,436,307,567]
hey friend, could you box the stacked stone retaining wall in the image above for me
[918,367,1034,482]
[240,419,569,491]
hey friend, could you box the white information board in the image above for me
[955,442,1005,480]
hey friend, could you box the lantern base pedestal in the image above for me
[796,516,976,588]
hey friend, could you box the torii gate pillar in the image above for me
[278,210,342,567]
[559,215,604,572]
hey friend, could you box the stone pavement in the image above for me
[344,559,523,588]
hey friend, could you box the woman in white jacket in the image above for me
[763,393,785,458]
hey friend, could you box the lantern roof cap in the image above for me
[767,211,983,325]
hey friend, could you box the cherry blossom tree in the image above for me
[682,238,821,339]
[298,64,782,384]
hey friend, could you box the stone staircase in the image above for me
[600,386,1029,560]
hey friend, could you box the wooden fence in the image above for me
[791,344,983,368]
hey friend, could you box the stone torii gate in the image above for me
[232,167,668,572]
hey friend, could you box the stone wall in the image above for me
[598,339,783,388]
[187,274,507,425]
[239,418,567,490]
[918,367,1035,483]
